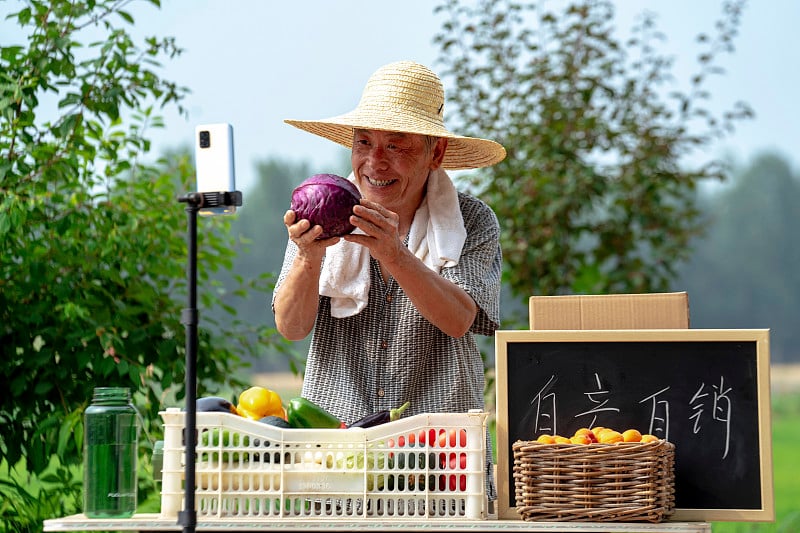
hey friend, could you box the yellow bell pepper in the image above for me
[236,386,284,420]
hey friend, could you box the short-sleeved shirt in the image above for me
[273,191,502,499]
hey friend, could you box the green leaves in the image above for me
[0,1,267,499]
[435,0,751,299]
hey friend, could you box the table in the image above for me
[43,514,712,532]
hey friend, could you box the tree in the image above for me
[208,153,353,374]
[673,152,800,362]
[222,158,314,373]
[433,0,752,302]
[0,2,272,522]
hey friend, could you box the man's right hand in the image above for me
[275,210,340,341]
[284,209,340,259]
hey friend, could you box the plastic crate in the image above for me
[160,408,488,519]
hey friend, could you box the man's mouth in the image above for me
[366,176,396,187]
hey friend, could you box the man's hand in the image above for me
[342,200,405,264]
[345,200,477,338]
[275,210,340,341]
[284,209,340,261]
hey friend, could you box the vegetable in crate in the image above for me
[290,173,362,239]
[259,415,291,428]
[286,397,346,428]
[196,396,239,415]
[236,386,284,420]
[339,451,390,491]
[201,429,248,447]
[348,401,411,428]
[199,429,249,463]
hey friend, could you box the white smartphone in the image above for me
[194,123,236,215]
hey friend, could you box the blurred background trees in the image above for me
[432,0,752,300]
[672,152,800,363]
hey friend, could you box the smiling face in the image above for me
[351,129,447,220]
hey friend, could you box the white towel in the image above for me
[319,168,467,318]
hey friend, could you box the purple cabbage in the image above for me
[290,174,362,239]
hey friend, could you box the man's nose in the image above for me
[369,146,388,166]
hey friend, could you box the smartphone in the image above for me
[194,123,236,215]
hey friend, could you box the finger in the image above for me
[317,235,341,246]
[289,219,313,239]
[350,215,381,237]
[357,199,394,218]
[353,202,400,229]
[358,198,381,210]
[283,209,297,226]
[342,233,366,246]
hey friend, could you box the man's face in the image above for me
[351,129,446,215]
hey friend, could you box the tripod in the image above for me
[176,190,242,533]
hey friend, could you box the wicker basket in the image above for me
[512,439,675,522]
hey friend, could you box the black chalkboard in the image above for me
[495,329,773,522]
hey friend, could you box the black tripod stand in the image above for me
[176,190,242,533]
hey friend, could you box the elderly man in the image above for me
[273,60,506,499]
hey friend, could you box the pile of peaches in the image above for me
[535,426,661,445]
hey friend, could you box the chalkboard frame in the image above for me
[495,328,773,522]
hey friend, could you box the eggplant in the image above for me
[259,415,291,428]
[348,401,410,428]
[196,396,238,414]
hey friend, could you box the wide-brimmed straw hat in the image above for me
[285,61,506,170]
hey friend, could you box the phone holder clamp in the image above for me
[178,190,243,208]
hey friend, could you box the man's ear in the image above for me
[430,138,448,169]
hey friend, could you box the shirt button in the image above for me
[380,340,388,349]
[377,388,385,398]
[386,294,393,302]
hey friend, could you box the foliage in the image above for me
[672,152,800,362]
[210,158,310,374]
[433,0,752,300]
[222,155,352,373]
[0,2,272,523]
[0,458,81,533]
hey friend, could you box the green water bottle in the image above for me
[83,387,139,518]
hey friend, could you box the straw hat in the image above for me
[285,61,506,170]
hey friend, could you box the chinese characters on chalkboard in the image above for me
[689,377,733,458]
[529,371,734,460]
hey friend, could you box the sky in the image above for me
[5,1,800,193]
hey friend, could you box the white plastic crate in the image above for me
[159,408,488,520]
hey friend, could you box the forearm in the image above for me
[386,249,477,338]
[274,254,323,340]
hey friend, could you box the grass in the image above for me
[0,457,81,533]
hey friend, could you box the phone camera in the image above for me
[199,130,211,148]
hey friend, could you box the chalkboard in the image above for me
[495,329,773,522]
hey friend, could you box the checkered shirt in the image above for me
[273,191,502,499]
